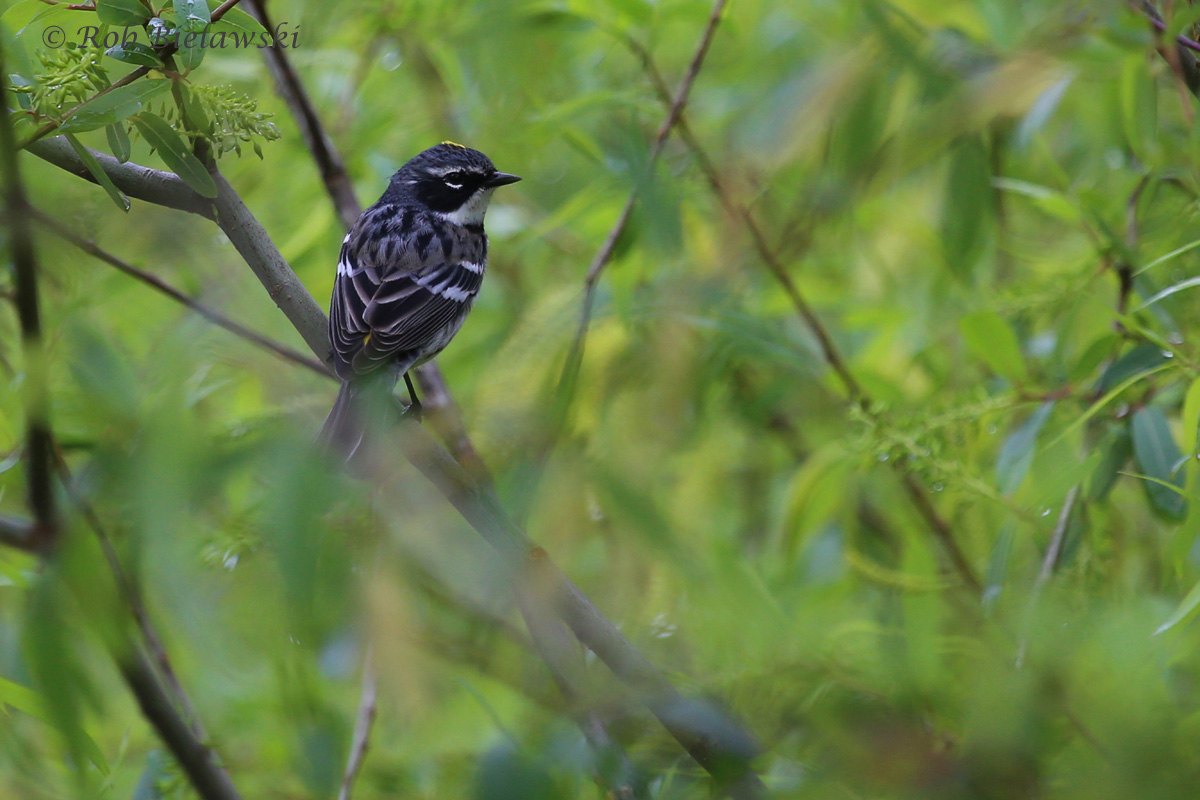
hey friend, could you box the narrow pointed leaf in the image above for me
[132,112,217,198]
[996,402,1054,496]
[65,134,130,211]
[57,80,171,135]
[1131,407,1187,519]
[105,122,131,163]
[96,0,151,25]
[961,310,1027,383]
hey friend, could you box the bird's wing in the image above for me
[329,206,483,378]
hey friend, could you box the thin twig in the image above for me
[33,209,332,378]
[0,37,56,550]
[1015,486,1080,669]
[1130,1,1200,54]
[53,447,214,744]
[245,0,360,231]
[337,650,377,800]
[210,0,244,22]
[560,0,728,400]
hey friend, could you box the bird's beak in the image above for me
[485,172,522,187]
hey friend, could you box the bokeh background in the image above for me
[3,0,1200,798]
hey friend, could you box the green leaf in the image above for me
[175,29,206,72]
[1120,54,1157,160]
[22,573,109,775]
[65,134,130,211]
[983,522,1015,609]
[105,42,163,68]
[1045,361,1178,451]
[133,112,218,198]
[960,310,1027,383]
[0,674,50,719]
[1137,237,1200,276]
[2,0,71,39]
[1156,579,1200,635]
[106,122,131,162]
[57,80,171,135]
[991,177,1080,222]
[941,136,992,278]
[1013,75,1073,151]
[178,83,210,133]
[1183,376,1200,461]
[0,675,108,772]
[1069,333,1119,384]
[996,402,1054,496]
[174,0,211,32]
[1097,343,1169,393]
[782,445,854,562]
[207,7,269,37]
[1131,407,1187,520]
[96,0,151,25]
[1088,426,1132,503]
[1134,276,1200,312]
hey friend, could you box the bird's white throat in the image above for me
[435,187,495,226]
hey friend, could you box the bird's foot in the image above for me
[402,399,424,424]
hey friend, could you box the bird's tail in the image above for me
[319,381,368,462]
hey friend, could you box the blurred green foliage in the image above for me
[3,0,1200,798]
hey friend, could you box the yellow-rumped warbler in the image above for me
[320,142,520,457]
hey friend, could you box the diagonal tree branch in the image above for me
[28,121,764,800]
[120,654,244,800]
[27,135,215,218]
[53,446,217,748]
[0,36,56,551]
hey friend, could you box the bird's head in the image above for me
[385,142,521,225]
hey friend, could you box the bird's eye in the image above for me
[443,172,466,189]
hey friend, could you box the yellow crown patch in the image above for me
[440,140,467,149]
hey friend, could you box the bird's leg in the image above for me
[402,371,423,422]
